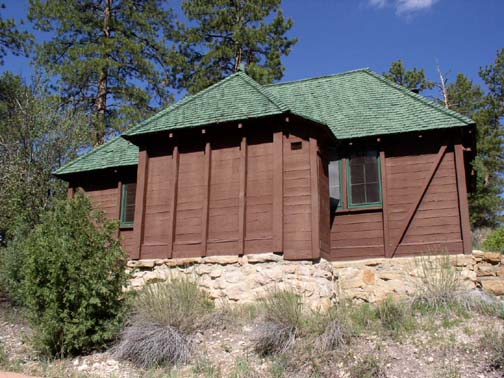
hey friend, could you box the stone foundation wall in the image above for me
[128,250,504,308]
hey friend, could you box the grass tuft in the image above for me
[482,325,504,370]
[412,254,463,312]
[133,277,214,333]
[349,353,386,378]
[252,289,302,356]
[113,323,192,368]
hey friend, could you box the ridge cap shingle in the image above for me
[126,71,288,136]
[363,70,474,125]
[265,68,371,88]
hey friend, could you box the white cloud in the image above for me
[368,0,438,15]
[368,0,388,8]
[396,0,438,14]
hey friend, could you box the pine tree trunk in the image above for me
[94,0,111,145]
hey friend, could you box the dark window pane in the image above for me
[366,183,380,203]
[122,183,136,224]
[350,157,365,184]
[349,151,380,206]
[365,160,379,182]
[351,183,366,204]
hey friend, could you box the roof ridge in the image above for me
[54,136,125,175]
[265,68,371,87]
[125,72,246,135]
[236,72,290,112]
[363,70,474,125]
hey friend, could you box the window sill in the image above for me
[335,206,382,214]
[119,224,134,230]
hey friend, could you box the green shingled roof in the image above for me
[125,71,289,137]
[266,68,473,139]
[55,68,473,176]
[54,136,138,176]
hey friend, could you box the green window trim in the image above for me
[120,183,136,227]
[346,152,382,209]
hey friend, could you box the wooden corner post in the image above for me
[454,144,472,254]
[167,145,179,259]
[380,150,391,257]
[238,136,247,255]
[273,130,284,253]
[132,149,149,259]
[201,142,211,256]
[309,137,321,259]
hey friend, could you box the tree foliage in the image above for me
[384,59,434,94]
[20,194,129,357]
[29,0,178,144]
[0,3,32,65]
[174,0,297,94]
[470,48,504,228]
[0,72,91,240]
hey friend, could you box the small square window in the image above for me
[291,142,302,150]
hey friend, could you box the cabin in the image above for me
[55,68,475,261]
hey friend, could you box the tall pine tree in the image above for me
[0,3,32,65]
[29,0,178,145]
[383,59,434,94]
[470,48,504,228]
[446,73,502,228]
[174,0,297,94]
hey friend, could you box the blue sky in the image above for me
[1,0,503,96]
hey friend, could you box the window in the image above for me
[328,159,342,211]
[328,150,382,210]
[120,183,137,226]
[348,151,381,207]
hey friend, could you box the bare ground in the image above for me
[1,297,503,378]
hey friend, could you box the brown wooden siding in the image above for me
[67,123,472,262]
[73,168,138,259]
[282,131,313,260]
[245,135,274,253]
[318,151,331,259]
[330,211,385,259]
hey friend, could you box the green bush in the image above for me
[483,228,504,253]
[21,194,129,357]
[0,220,31,303]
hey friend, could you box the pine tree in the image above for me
[383,59,434,94]
[0,3,32,65]
[446,73,502,228]
[29,0,178,144]
[470,49,504,228]
[174,0,297,94]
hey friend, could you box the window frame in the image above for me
[120,182,136,227]
[346,151,382,209]
[328,150,383,211]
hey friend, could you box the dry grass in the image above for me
[132,277,214,333]
[412,254,464,312]
[482,325,504,371]
[349,353,386,378]
[114,277,215,368]
[113,323,192,368]
[252,289,302,356]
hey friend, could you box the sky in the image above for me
[1,0,503,97]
